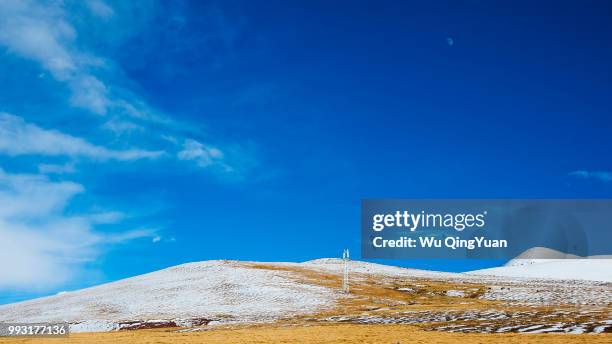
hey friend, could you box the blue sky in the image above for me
[0,0,611,304]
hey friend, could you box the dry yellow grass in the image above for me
[244,263,609,328]
[0,324,610,344]
[245,263,499,315]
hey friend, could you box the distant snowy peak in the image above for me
[468,247,612,282]
[505,247,612,266]
[504,247,579,267]
[510,246,579,259]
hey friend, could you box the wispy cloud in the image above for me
[0,0,111,115]
[177,138,261,181]
[38,162,77,175]
[85,211,125,224]
[85,0,115,19]
[568,170,612,182]
[0,113,163,161]
[178,139,230,171]
[0,169,156,290]
[0,0,256,178]
[0,0,164,122]
[105,228,158,244]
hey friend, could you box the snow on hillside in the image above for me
[468,259,612,282]
[302,258,459,279]
[0,261,337,332]
[467,248,612,282]
[1,257,609,333]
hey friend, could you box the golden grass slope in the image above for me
[0,324,610,344]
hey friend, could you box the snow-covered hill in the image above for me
[0,259,457,332]
[467,248,612,282]
[1,257,609,333]
[0,260,337,332]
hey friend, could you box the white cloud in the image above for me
[177,139,261,181]
[178,139,228,169]
[0,169,156,290]
[0,1,75,75]
[86,211,125,224]
[85,0,115,19]
[105,228,158,244]
[38,162,77,174]
[0,169,83,220]
[101,118,145,135]
[68,75,110,115]
[0,113,163,161]
[569,170,612,183]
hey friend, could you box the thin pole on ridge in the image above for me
[342,249,350,294]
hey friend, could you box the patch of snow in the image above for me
[445,290,465,297]
[70,321,119,333]
[397,288,414,292]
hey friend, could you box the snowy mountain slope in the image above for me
[0,261,337,331]
[466,248,612,282]
[1,258,459,332]
[1,257,609,333]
